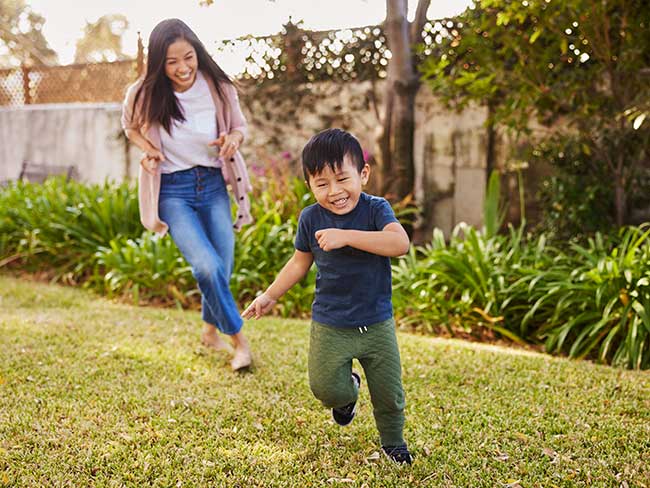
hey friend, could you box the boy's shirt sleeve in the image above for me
[373,197,399,230]
[294,209,311,252]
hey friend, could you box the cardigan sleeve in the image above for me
[225,83,248,140]
[121,80,143,132]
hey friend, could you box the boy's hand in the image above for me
[315,228,348,251]
[241,293,277,319]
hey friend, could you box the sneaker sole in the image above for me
[331,372,361,426]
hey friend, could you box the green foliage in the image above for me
[393,223,545,344]
[214,20,392,83]
[422,0,650,227]
[531,135,615,240]
[533,227,650,369]
[93,233,194,305]
[0,0,58,66]
[0,175,316,315]
[423,0,650,130]
[483,170,506,238]
[0,177,141,277]
[394,222,650,369]
[4,176,650,368]
[233,175,316,317]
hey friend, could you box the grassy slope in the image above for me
[0,275,648,487]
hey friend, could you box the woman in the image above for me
[121,18,252,371]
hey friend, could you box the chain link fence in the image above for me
[0,60,141,106]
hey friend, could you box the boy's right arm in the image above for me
[241,249,313,319]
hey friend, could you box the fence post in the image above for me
[136,32,144,78]
[282,18,304,82]
[21,63,31,104]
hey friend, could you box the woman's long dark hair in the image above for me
[133,18,233,133]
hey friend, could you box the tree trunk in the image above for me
[376,89,394,195]
[614,152,627,226]
[614,178,626,227]
[376,0,430,200]
[392,79,417,198]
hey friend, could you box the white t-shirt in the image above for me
[159,71,220,173]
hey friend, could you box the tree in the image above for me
[376,0,430,201]
[74,14,129,64]
[421,0,650,228]
[0,0,57,66]
[200,0,431,206]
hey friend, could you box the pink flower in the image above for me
[251,164,265,177]
[282,151,292,159]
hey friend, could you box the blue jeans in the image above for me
[158,166,243,335]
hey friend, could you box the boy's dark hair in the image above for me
[301,128,365,181]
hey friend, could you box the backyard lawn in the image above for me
[1,274,648,487]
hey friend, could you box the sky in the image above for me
[28,0,473,72]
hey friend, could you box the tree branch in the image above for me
[410,0,432,43]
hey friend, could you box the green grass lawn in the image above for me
[1,275,649,487]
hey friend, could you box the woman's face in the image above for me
[164,38,198,92]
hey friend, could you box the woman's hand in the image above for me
[209,131,243,160]
[140,148,164,175]
[241,292,277,320]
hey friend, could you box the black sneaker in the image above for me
[382,444,413,465]
[332,372,361,426]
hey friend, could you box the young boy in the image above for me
[242,128,412,464]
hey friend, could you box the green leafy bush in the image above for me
[233,174,316,317]
[93,233,194,305]
[393,223,545,343]
[393,222,650,369]
[528,226,650,369]
[3,175,650,368]
[0,173,315,315]
[0,178,140,277]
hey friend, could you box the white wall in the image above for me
[0,103,137,183]
[0,83,493,239]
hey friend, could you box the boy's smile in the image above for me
[308,156,370,215]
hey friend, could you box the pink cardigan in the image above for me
[121,74,253,236]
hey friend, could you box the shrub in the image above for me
[0,178,140,278]
[392,222,650,369]
[4,175,650,369]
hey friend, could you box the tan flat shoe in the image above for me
[230,348,252,372]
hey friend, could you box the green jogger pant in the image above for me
[308,318,406,447]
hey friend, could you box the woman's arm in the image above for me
[210,83,248,160]
[124,129,164,174]
[121,81,164,172]
[225,83,248,141]
[124,128,160,155]
[315,222,410,257]
[241,250,314,319]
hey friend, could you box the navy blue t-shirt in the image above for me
[294,192,399,328]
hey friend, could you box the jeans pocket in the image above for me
[161,172,177,185]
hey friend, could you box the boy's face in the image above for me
[307,155,370,215]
